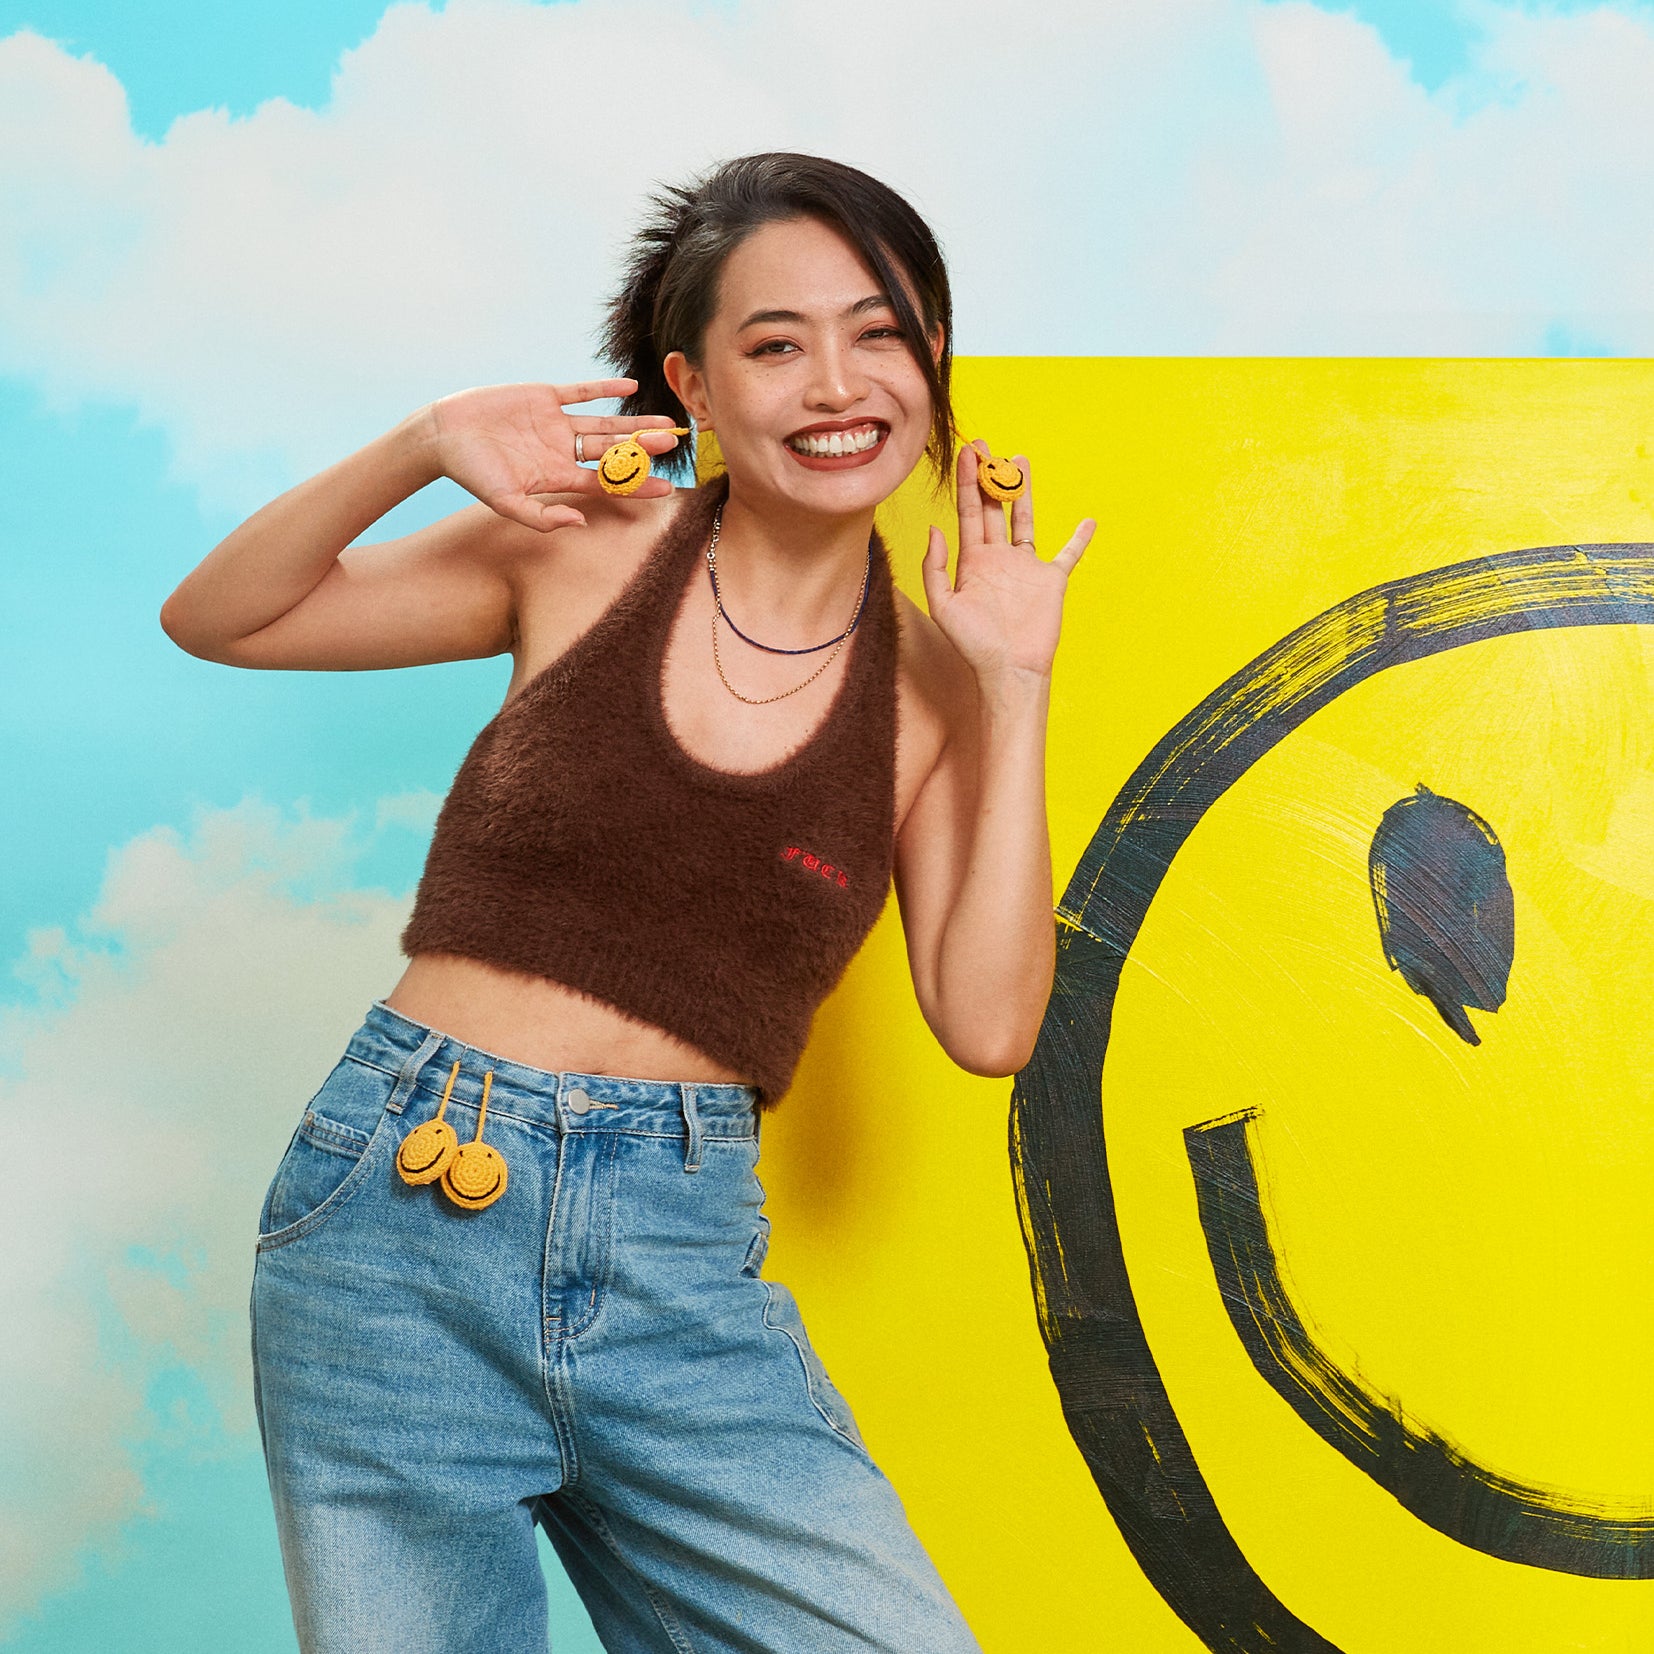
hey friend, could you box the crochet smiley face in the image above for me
[440,1139,508,1211]
[598,436,651,497]
[597,427,691,497]
[976,454,1026,502]
[395,1114,458,1185]
[396,1061,508,1211]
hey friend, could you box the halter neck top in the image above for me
[398,475,900,1102]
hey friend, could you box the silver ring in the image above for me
[574,433,586,464]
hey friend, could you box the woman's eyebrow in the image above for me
[736,294,894,329]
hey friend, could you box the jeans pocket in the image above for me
[761,1279,867,1453]
[256,1057,391,1252]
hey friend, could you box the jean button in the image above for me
[565,1087,592,1115]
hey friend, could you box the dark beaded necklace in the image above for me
[703,503,872,656]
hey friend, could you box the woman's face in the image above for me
[664,215,939,519]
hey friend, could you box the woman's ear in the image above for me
[663,350,713,433]
[928,323,945,368]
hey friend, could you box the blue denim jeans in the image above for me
[249,1001,981,1653]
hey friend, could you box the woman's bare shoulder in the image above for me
[481,484,687,577]
[505,486,693,686]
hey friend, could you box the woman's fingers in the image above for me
[568,414,684,437]
[1008,455,1034,547]
[586,426,684,454]
[960,437,1090,576]
[565,420,684,470]
[553,377,640,407]
[633,429,684,454]
[540,466,676,500]
[920,525,954,613]
[1052,517,1097,575]
[971,438,1009,543]
[492,493,592,533]
[955,445,987,549]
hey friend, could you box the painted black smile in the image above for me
[1185,1106,1654,1578]
[1011,542,1654,1651]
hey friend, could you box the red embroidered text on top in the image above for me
[399,476,899,1103]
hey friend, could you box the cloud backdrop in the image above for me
[0,798,428,1621]
[3,0,1654,512]
[5,0,1654,1643]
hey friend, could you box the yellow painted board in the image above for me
[758,360,1654,1652]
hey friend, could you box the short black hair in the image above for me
[601,152,955,482]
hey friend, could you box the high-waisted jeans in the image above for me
[249,1000,981,1653]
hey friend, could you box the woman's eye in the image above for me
[749,340,799,357]
[862,327,905,342]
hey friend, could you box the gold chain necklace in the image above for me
[706,509,872,706]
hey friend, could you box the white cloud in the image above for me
[373,787,443,835]
[0,800,416,1624]
[1,0,1653,509]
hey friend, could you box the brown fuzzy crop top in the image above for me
[399,476,898,1103]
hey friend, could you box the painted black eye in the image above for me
[1368,783,1514,1044]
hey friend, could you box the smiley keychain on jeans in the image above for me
[395,1060,508,1211]
[440,1070,508,1210]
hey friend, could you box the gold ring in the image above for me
[1014,537,1036,550]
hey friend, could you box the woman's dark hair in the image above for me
[601,152,955,482]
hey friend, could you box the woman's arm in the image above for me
[159,379,681,670]
[892,443,1094,1076]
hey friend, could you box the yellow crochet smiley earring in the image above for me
[396,1059,462,1186]
[440,1069,509,1211]
[395,1061,509,1212]
[597,428,691,497]
[977,453,1027,503]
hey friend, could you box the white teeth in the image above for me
[788,425,883,457]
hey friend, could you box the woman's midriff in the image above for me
[382,952,752,1085]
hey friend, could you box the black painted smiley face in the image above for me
[1013,541,1654,1650]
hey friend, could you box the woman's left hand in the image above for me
[920,440,1095,684]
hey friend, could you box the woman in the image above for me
[162,152,1093,1653]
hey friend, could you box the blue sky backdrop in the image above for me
[3,1,1652,1647]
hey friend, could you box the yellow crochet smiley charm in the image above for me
[439,1070,509,1211]
[597,427,691,497]
[977,454,1027,503]
[395,1059,462,1186]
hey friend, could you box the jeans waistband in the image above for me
[348,1000,760,1139]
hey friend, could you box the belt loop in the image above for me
[387,1031,445,1115]
[681,1084,704,1173]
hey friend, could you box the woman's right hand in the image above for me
[427,378,685,532]
[162,377,687,671]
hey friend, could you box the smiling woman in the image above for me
[157,152,1094,1653]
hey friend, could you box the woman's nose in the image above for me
[806,340,868,409]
